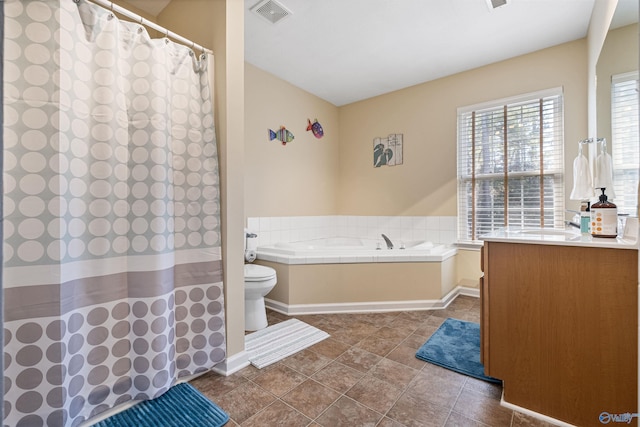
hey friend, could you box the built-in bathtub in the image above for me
[261,237,454,261]
[255,237,463,315]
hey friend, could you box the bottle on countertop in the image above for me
[580,201,590,234]
[590,188,617,238]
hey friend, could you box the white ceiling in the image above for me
[129,0,638,107]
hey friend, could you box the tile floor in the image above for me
[191,296,551,427]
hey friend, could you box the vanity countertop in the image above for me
[481,220,638,250]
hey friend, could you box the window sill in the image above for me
[455,241,483,251]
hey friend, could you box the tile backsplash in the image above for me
[246,215,457,247]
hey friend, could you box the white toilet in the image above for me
[244,264,277,331]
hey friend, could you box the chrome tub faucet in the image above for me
[381,234,394,249]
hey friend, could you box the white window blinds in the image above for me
[457,88,565,243]
[611,72,639,216]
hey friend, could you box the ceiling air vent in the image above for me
[485,0,508,10]
[251,0,292,25]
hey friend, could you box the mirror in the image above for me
[595,0,638,215]
[596,0,638,145]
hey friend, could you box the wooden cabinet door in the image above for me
[485,242,637,426]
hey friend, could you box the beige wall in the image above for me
[245,39,590,290]
[456,249,482,288]
[334,40,589,287]
[244,64,340,217]
[158,0,246,358]
[596,23,639,145]
[244,38,591,219]
[338,39,589,216]
[113,0,158,22]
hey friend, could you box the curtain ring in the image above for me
[107,1,114,19]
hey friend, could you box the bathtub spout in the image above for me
[381,234,394,249]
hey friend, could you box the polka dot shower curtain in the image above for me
[3,0,226,426]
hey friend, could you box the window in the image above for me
[611,72,639,216]
[457,88,565,243]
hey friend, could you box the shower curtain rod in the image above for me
[83,0,213,55]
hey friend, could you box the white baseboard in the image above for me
[265,286,478,316]
[210,350,250,376]
[80,400,142,426]
[500,393,577,426]
[458,286,480,298]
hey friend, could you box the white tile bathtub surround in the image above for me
[246,215,458,246]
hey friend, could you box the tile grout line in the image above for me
[442,375,470,426]
[301,309,449,426]
[279,315,420,425]
[208,298,485,426]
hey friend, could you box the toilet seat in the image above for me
[244,264,276,282]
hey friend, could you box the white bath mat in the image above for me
[245,318,330,369]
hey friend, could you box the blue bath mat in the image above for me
[416,318,501,384]
[94,382,229,427]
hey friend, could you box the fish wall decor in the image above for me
[306,118,324,139]
[268,126,295,145]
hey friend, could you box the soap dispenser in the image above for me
[590,188,617,238]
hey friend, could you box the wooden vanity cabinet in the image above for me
[481,241,638,427]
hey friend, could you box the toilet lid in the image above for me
[244,264,276,281]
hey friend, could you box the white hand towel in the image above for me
[569,153,594,200]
